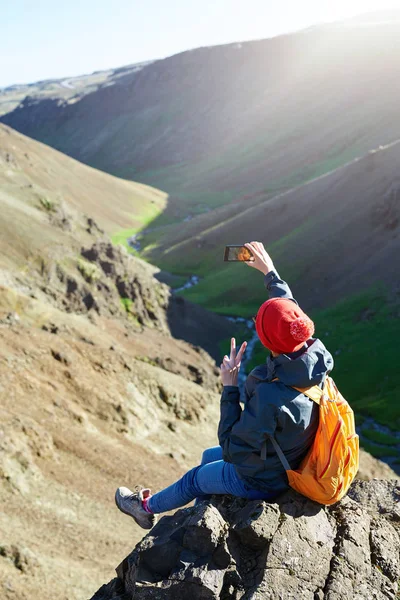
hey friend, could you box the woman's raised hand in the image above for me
[244,241,274,275]
[220,337,247,387]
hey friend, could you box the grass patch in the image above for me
[246,340,268,372]
[77,258,101,283]
[359,440,399,459]
[169,275,188,289]
[170,222,313,316]
[111,199,165,251]
[355,413,366,427]
[156,272,189,289]
[279,144,363,189]
[135,355,157,367]
[218,337,232,361]
[361,429,399,446]
[38,196,56,213]
[312,290,400,430]
[120,297,133,312]
[218,325,252,361]
[111,228,139,252]
[134,201,165,228]
[120,297,141,327]
[177,262,294,317]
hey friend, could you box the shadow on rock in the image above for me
[166,295,239,363]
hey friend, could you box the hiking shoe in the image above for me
[115,486,157,530]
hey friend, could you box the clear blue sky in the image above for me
[1,0,399,87]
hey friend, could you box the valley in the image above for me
[0,122,397,600]
[2,17,400,230]
[1,13,400,597]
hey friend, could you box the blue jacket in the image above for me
[218,271,334,494]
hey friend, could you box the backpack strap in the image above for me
[292,385,324,404]
[272,377,324,404]
[263,378,325,471]
[265,434,292,471]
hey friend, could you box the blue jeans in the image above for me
[148,446,277,514]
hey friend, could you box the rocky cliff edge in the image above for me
[92,480,400,600]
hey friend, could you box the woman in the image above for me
[115,242,334,529]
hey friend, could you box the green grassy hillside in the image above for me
[141,140,400,320]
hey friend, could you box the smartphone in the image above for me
[223,245,254,262]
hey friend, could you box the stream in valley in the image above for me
[128,234,141,252]
[174,275,200,292]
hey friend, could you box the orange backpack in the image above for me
[268,376,359,505]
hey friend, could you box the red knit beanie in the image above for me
[255,298,315,355]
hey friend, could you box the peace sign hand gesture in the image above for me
[220,337,247,387]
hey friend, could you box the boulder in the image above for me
[91,480,400,600]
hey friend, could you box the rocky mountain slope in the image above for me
[0,298,220,600]
[92,480,400,600]
[0,125,237,599]
[0,123,236,356]
[0,61,154,117]
[0,122,167,239]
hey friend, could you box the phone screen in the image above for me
[224,245,253,261]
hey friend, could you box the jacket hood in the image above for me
[250,338,334,388]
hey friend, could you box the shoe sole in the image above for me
[115,490,155,530]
